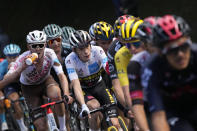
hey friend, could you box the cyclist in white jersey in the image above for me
[65,30,122,130]
[0,30,71,131]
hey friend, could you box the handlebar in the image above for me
[31,95,69,112]
[81,103,116,118]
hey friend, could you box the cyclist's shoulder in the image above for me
[143,53,164,71]
[115,46,131,61]
[45,48,56,55]
[108,39,123,54]
[0,59,8,66]
[131,50,151,65]
[65,52,77,63]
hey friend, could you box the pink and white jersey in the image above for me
[65,46,108,88]
[8,48,63,85]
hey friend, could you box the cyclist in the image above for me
[0,44,28,131]
[141,15,197,131]
[91,21,114,53]
[125,16,161,131]
[114,18,143,111]
[61,26,76,57]
[43,24,74,131]
[0,30,71,131]
[65,30,122,130]
[107,15,133,110]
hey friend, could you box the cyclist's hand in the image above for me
[67,95,74,104]
[79,104,91,119]
[63,95,73,104]
[126,110,134,119]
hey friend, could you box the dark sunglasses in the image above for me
[126,41,142,49]
[48,37,61,45]
[30,44,45,49]
[163,42,190,56]
[7,55,18,59]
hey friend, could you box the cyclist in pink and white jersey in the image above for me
[0,30,71,131]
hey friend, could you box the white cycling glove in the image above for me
[79,104,90,119]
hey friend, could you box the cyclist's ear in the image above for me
[27,44,31,50]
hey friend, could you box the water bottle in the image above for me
[25,53,38,65]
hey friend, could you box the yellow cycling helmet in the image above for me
[94,21,114,41]
[119,19,144,43]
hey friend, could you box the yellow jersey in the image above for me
[114,46,132,87]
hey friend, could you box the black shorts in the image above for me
[4,82,21,98]
[82,80,118,118]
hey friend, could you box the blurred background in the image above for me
[0,0,196,56]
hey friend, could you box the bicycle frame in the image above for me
[32,99,65,131]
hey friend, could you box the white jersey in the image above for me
[131,50,150,68]
[8,48,63,85]
[65,45,108,88]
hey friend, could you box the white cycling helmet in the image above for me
[26,30,47,44]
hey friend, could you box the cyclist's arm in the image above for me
[114,51,131,108]
[112,78,126,106]
[57,73,69,95]
[152,111,170,131]
[107,50,126,106]
[71,79,86,106]
[0,56,25,90]
[52,50,70,96]
[65,57,86,106]
[142,66,169,131]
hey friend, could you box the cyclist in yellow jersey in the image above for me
[114,18,144,115]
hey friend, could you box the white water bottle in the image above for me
[25,53,38,65]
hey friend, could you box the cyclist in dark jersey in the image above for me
[141,15,197,131]
[127,16,160,131]
[43,24,74,131]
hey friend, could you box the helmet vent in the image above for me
[170,28,176,35]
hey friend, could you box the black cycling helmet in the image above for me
[69,30,92,48]
[93,21,114,41]
[152,15,191,48]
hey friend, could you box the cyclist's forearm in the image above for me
[132,104,150,131]
[0,72,20,90]
[58,73,69,95]
[122,85,132,108]
[112,78,126,106]
[152,111,170,131]
[72,79,86,106]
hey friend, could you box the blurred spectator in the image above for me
[112,0,138,17]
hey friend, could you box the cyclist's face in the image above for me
[125,41,145,54]
[28,43,46,59]
[165,37,191,70]
[6,55,18,63]
[96,40,112,53]
[75,45,91,62]
[47,37,62,53]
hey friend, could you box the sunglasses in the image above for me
[126,41,142,49]
[30,44,45,49]
[7,55,18,59]
[48,37,61,45]
[163,42,190,56]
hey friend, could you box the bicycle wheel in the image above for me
[6,108,20,131]
[118,116,128,131]
[69,114,80,131]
